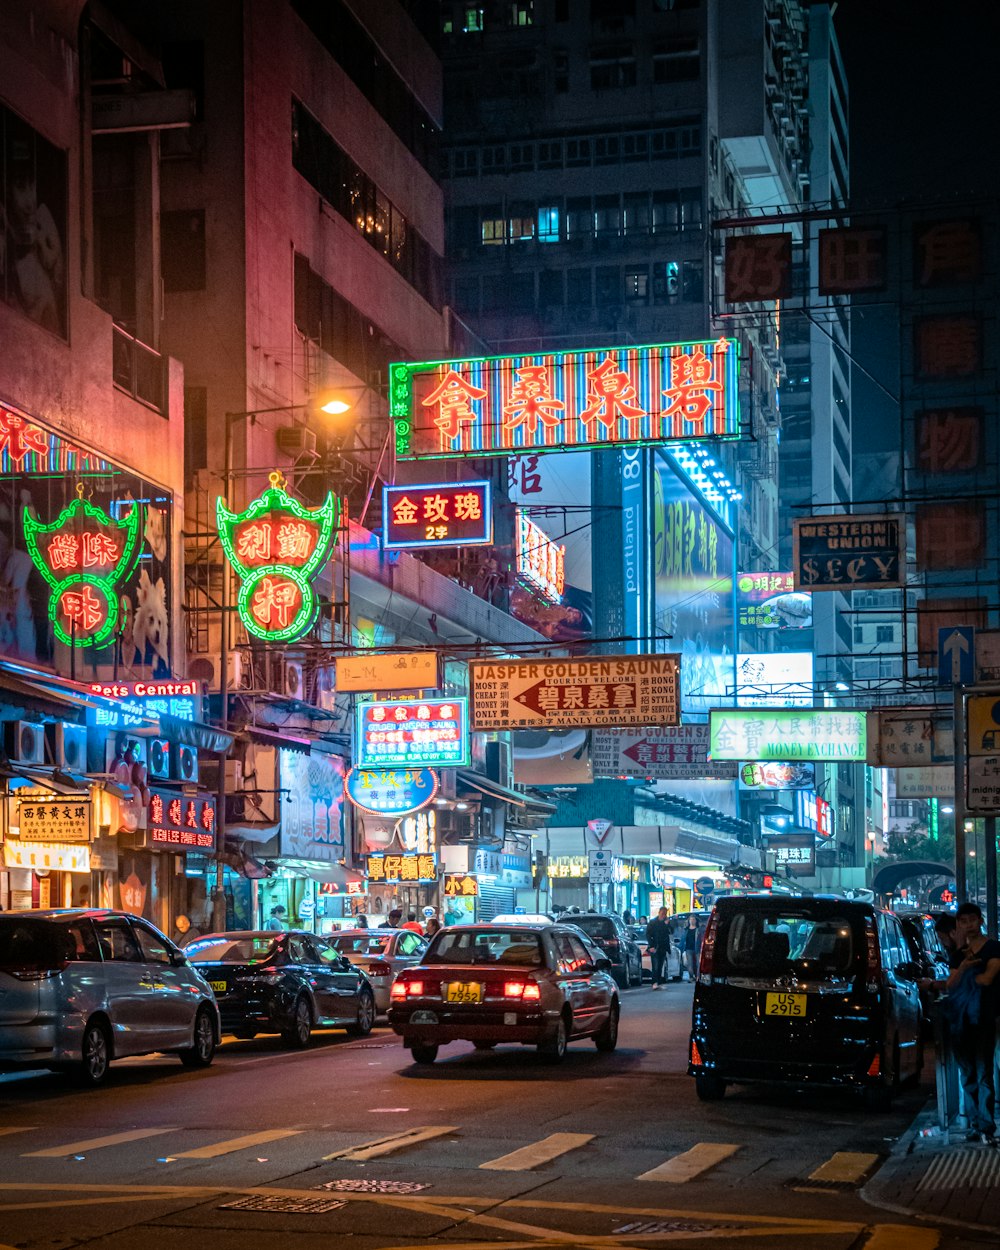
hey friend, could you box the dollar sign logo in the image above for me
[800,558,820,586]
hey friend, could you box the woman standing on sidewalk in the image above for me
[951,902,1000,1145]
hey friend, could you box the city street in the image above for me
[0,983,974,1250]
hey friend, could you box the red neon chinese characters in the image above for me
[579,356,646,439]
[661,342,726,433]
[0,412,48,464]
[236,523,272,563]
[454,491,482,521]
[150,794,165,825]
[168,798,183,826]
[275,521,312,562]
[48,533,80,571]
[60,585,105,634]
[422,370,487,442]
[422,494,449,524]
[502,365,565,440]
[201,803,215,832]
[82,532,120,568]
[250,575,300,630]
[392,496,419,525]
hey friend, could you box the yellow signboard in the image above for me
[4,839,91,873]
[11,794,92,843]
[967,694,1000,756]
[335,651,439,693]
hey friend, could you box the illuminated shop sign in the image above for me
[12,795,92,843]
[3,840,90,873]
[736,571,812,629]
[366,852,437,883]
[23,486,143,648]
[391,339,740,460]
[443,873,479,897]
[355,699,470,768]
[382,481,492,549]
[147,789,216,852]
[709,708,867,761]
[217,471,339,642]
[516,511,565,602]
[88,679,203,729]
[345,768,439,818]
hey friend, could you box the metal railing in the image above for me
[112,323,166,413]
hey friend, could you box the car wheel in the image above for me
[695,1073,726,1102]
[473,1041,496,1051]
[539,1014,568,1064]
[410,1043,439,1064]
[74,1019,111,1087]
[346,987,375,1037]
[180,1007,217,1069]
[282,995,312,1049]
[594,1001,620,1053]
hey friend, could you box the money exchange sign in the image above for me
[709,708,867,761]
[792,514,905,591]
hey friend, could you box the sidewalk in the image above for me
[862,1102,1000,1238]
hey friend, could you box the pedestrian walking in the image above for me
[401,911,424,934]
[950,902,1000,1144]
[683,915,699,981]
[380,908,403,929]
[264,904,287,931]
[646,907,671,989]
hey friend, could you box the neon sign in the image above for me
[148,788,216,852]
[217,472,339,642]
[23,486,142,647]
[516,511,565,602]
[391,338,740,460]
[355,698,470,768]
[382,480,492,549]
[345,767,439,817]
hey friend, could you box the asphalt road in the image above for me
[0,982,984,1249]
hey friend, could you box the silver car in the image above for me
[327,928,428,1012]
[0,909,220,1085]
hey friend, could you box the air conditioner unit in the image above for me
[188,651,244,691]
[53,722,87,772]
[176,744,199,784]
[8,721,45,765]
[148,738,171,779]
[273,658,304,702]
[276,426,317,457]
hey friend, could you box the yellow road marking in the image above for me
[322,1124,458,1161]
[809,1151,879,1185]
[172,1129,301,1159]
[637,1142,741,1183]
[480,1132,594,1171]
[24,1128,179,1158]
[862,1226,940,1250]
[0,1128,35,1139]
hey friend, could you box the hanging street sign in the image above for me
[588,849,614,884]
[390,338,741,461]
[23,486,143,648]
[382,480,492,549]
[335,652,440,693]
[355,698,470,768]
[366,852,437,884]
[592,724,738,780]
[709,707,867,761]
[147,789,217,852]
[736,571,812,629]
[865,708,954,767]
[217,471,339,643]
[468,655,680,732]
[516,511,565,603]
[443,872,479,897]
[11,793,93,843]
[345,768,439,818]
[938,625,975,685]
[967,755,1000,813]
[792,514,905,592]
[894,767,953,799]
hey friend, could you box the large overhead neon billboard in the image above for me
[391,338,740,460]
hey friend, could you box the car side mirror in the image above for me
[170,950,187,967]
[594,956,613,972]
[340,956,353,971]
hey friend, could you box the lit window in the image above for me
[482,218,506,245]
[464,7,484,32]
[625,271,649,304]
[509,215,535,242]
[537,206,560,242]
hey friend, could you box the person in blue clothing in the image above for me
[952,903,1000,1145]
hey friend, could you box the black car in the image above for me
[186,930,376,1047]
[898,911,950,1034]
[566,913,643,987]
[689,896,923,1109]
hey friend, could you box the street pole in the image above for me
[953,682,967,903]
[212,411,234,932]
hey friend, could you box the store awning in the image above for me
[244,725,312,755]
[457,769,557,814]
[274,859,364,887]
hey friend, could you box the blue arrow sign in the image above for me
[938,625,975,685]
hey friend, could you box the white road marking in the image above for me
[637,1142,741,1183]
[25,1128,179,1158]
[480,1132,594,1172]
[172,1130,303,1159]
[323,1125,458,1161]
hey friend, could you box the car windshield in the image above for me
[329,934,391,956]
[721,910,856,978]
[571,916,615,940]
[186,936,282,964]
[424,929,544,967]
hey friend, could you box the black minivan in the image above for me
[688,896,923,1109]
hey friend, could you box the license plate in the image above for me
[209,980,227,994]
[410,1010,438,1024]
[445,981,483,1004]
[765,992,806,1017]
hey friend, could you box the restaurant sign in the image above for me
[709,708,867,761]
[366,852,438,883]
[355,699,469,768]
[345,768,439,818]
[391,338,740,461]
[147,788,216,852]
[792,514,905,591]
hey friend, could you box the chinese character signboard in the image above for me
[335,652,440,693]
[23,487,143,647]
[390,339,740,461]
[793,514,905,591]
[356,699,469,768]
[736,571,812,629]
[709,708,867,762]
[592,724,737,780]
[366,852,437,884]
[767,833,816,877]
[13,794,92,843]
[915,407,983,474]
[87,679,204,730]
[915,501,985,571]
[382,481,492,549]
[817,227,887,295]
[443,872,478,897]
[914,219,982,287]
[147,789,216,852]
[516,511,565,603]
[217,471,339,642]
[724,234,792,302]
[866,708,953,768]
[914,314,982,378]
[469,655,680,732]
[345,768,439,818]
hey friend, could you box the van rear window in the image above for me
[721,911,855,977]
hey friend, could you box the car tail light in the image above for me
[863,917,882,993]
[698,912,718,981]
[522,981,541,1001]
[504,979,541,1001]
[5,961,68,982]
[390,980,407,1001]
[690,1038,705,1067]
[367,961,392,977]
[867,1054,881,1077]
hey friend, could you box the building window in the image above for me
[538,206,561,242]
[510,2,532,25]
[854,626,865,645]
[625,270,648,304]
[680,188,702,228]
[653,36,700,83]
[594,135,620,164]
[452,148,478,177]
[652,190,679,232]
[509,142,535,171]
[481,215,506,245]
[593,194,620,236]
[682,259,703,300]
[464,7,484,32]
[508,212,535,242]
[876,625,894,643]
[590,44,636,90]
[566,197,593,241]
[538,140,562,168]
[553,51,569,93]
[565,138,590,166]
[652,260,680,304]
[624,192,650,235]
[161,209,206,292]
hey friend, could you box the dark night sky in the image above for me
[831,2,1000,458]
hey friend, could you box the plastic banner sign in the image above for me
[709,708,867,761]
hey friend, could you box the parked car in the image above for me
[565,913,643,987]
[898,911,950,1034]
[689,895,923,1109]
[186,930,376,1047]
[629,924,682,982]
[0,909,219,1086]
[388,922,621,1064]
[327,928,428,1013]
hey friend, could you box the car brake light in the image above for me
[390,980,407,1001]
[522,981,541,1001]
[503,981,525,998]
[367,961,392,977]
[698,912,718,980]
[690,1038,704,1067]
[405,980,424,997]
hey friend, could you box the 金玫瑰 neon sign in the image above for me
[390,338,740,460]
[23,486,143,648]
[382,480,492,549]
[217,472,339,643]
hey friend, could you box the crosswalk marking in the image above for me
[323,1125,458,1162]
[809,1151,879,1185]
[24,1128,179,1158]
[863,1225,940,1250]
[172,1129,302,1159]
[0,1127,35,1139]
[637,1142,741,1183]
[480,1132,594,1172]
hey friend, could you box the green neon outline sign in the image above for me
[217,472,339,643]
[23,489,143,648]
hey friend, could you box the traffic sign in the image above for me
[938,626,975,685]
[587,818,614,844]
[694,876,716,895]
[966,694,1000,756]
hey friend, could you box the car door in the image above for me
[131,919,193,1047]
[569,932,611,1031]
[552,929,595,1034]
[285,935,330,1024]
[308,936,360,1023]
[91,917,150,1055]
[886,915,922,1072]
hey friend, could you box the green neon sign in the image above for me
[709,707,867,762]
[217,472,339,643]
[23,487,143,648]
